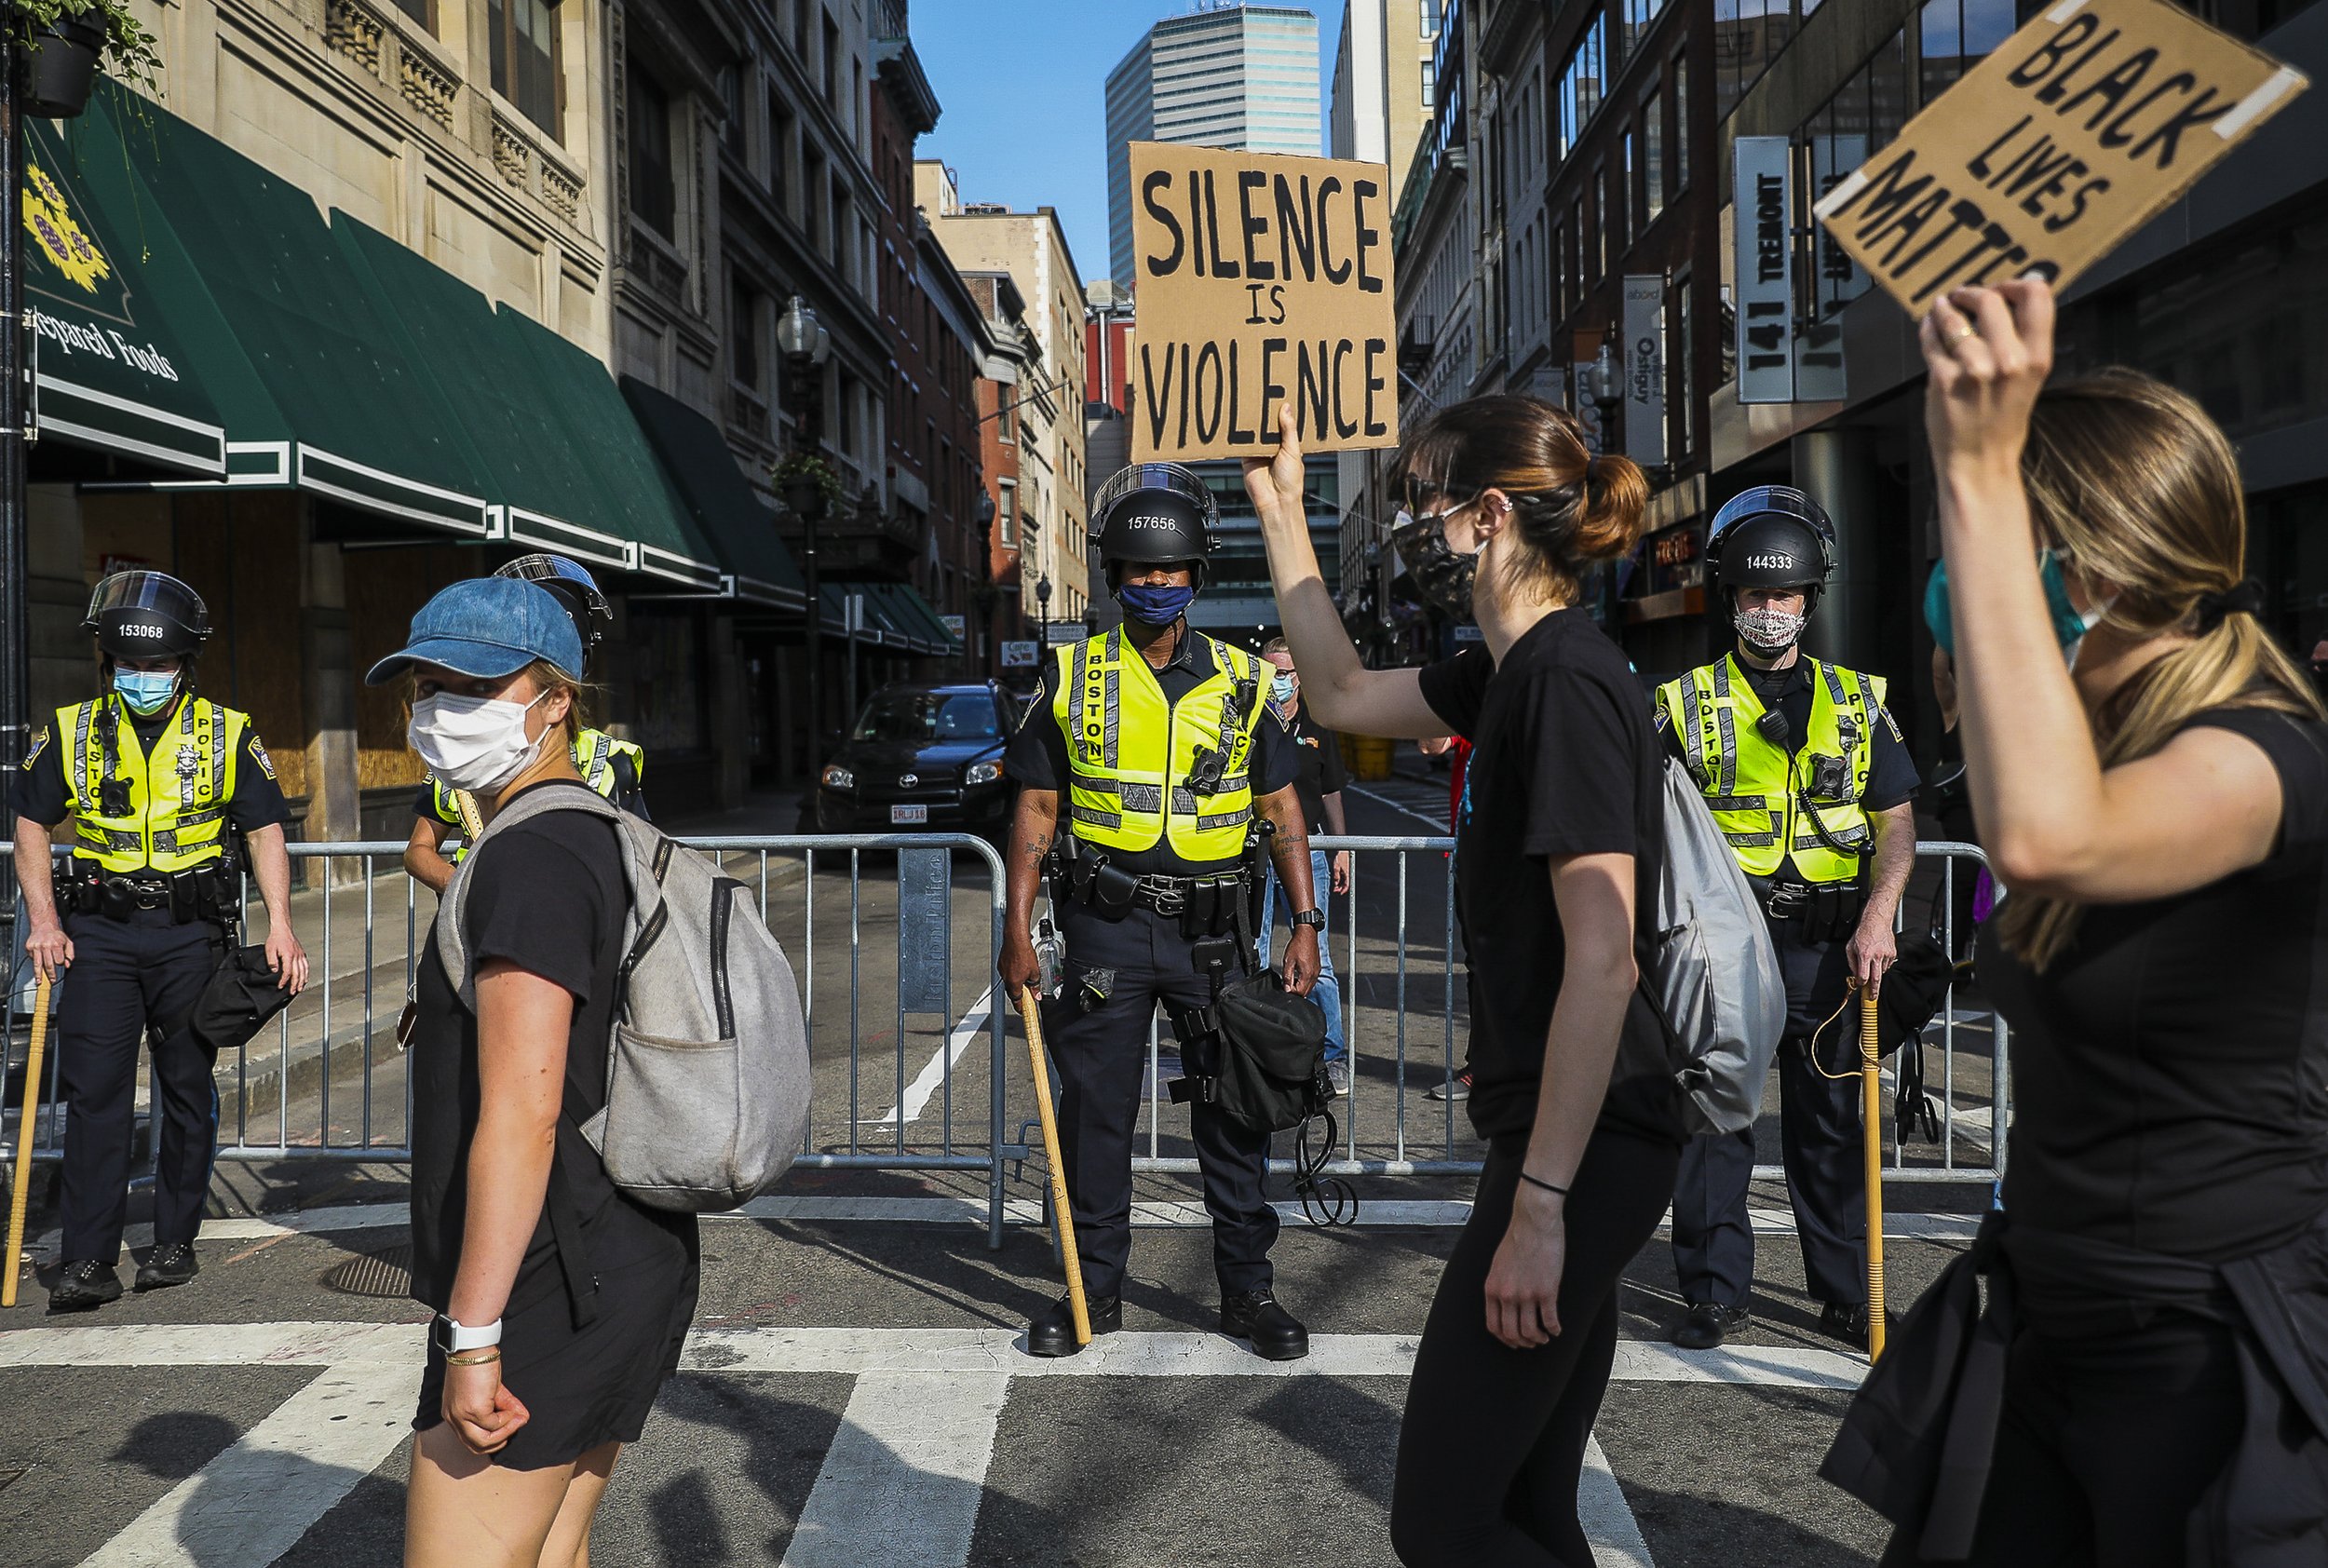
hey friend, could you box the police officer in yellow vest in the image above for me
[997,462,1322,1360]
[1657,487,1919,1353]
[11,572,309,1311]
[402,554,646,896]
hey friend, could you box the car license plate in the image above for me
[890,804,928,825]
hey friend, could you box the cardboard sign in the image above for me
[1814,0,2305,316]
[1127,142,1400,462]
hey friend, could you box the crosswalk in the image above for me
[3,1318,1870,1567]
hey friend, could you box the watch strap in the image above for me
[438,1315,503,1353]
[1290,908,1325,928]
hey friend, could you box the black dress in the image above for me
[407,780,699,1470]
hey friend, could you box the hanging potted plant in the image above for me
[770,452,846,520]
[13,0,162,120]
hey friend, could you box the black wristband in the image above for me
[1518,1171,1570,1198]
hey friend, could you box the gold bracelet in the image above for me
[444,1348,502,1367]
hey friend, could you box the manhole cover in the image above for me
[321,1243,413,1299]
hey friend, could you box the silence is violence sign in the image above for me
[1813,0,2305,317]
[1127,142,1401,463]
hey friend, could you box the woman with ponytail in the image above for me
[1245,399,1680,1565]
[1834,282,2328,1563]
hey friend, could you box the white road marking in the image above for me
[1583,1437,1656,1568]
[78,1361,420,1568]
[859,988,995,1128]
[1345,782,1453,833]
[778,1370,1009,1568]
[3,1320,1869,1387]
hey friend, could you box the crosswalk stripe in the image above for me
[2,1320,1870,1387]
[1583,1437,1656,1567]
[78,1362,420,1568]
[778,1371,1010,1568]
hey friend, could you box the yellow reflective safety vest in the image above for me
[1654,654,1887,885]
[1051,629,1268,864]
[57,696,250,874]
[429,727,644,839]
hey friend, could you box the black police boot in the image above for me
[1819,1301,1897,1351]
[1024,1291,1122,1358]
[1222,1289,1309,1361]
[135,1243,199,1292]
[48,1260,123,1314]
[1672,1302,1752,1350]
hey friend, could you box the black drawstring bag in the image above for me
[177,944,295,1055]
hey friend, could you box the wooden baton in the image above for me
[4,975,54,1310]
[1021,983,1091,1346]
[1861,983,1888,1363]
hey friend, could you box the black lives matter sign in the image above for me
[1128,142,1400,463]
[1815,0,2304,316]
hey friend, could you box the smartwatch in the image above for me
[1289,909,1326,929]
[432,1314,503,1355]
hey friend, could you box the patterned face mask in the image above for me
[1392,505,1482,624]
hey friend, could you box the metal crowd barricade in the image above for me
[1,832,1018,1249]
[2,831,2005,1243]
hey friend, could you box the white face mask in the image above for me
[1736,603,1807,654]
[410,690,551,795]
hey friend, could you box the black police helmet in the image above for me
[1090,463,1217,590]
[1707,485,1837,609]
[84,570,210,660]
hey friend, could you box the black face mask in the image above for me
[1392,507,1482,623]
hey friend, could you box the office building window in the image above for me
[1716,0,1799,124]
[768,91,792,209]
[627,66,674,238]
[719,65,744,155]
[1673,52,1691,189]
[998,480,1017,545]
[1621,0,1668,59]
[1590,165,1606,282]
[730,275,764,391]
[1918,0,2014,106]
[1558,17,1607,156]
[1421,0,1441,36]
[387,0,433,29]
[1422,61,1436,110]
[1642,92,1665,224]
[490,0,562,136]
[1610,149,1629,262]
[823,12,841,109]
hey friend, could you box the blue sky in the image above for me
[914,2,1336,291]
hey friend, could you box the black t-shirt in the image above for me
[1418,612,1684,1145]
[1007,630,1297,875]
[10,699,291,838]
[1985,705,2328,1261]
[408,781,688,1311]
[1656,656,1920,881]
[1271,698,1349,836]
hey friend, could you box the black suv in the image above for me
[816,682,1021,837]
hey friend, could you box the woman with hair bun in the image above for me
[1245,399,1681,1566]
[1824,281,2328,1564]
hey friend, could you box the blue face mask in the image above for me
[113,668,179,715]
[1923,553,2089,661]
[1269,673,1297,704]
[1116,580,1197,627]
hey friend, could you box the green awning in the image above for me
[111,89,494,530]
[878,583,962,654]
[20,99,248,476]
[618,375,806,609]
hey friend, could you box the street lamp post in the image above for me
[1035,573,1052,648]
[971,490,996,677]
[777,294,832,778]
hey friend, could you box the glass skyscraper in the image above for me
[1104,5,1324,289]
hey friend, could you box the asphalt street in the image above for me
[0,766,1999,1567]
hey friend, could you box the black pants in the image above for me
[1879,1311,2244,1568]
[55,908,221,1264]
[1672,913,1865,1308]
[1391,1129,1680,1567]
[1048,900,1277,1301]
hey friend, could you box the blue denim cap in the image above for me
[362,576,586,685]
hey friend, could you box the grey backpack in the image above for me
[1643,755,1786,1136]
[437,786,812,1211]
